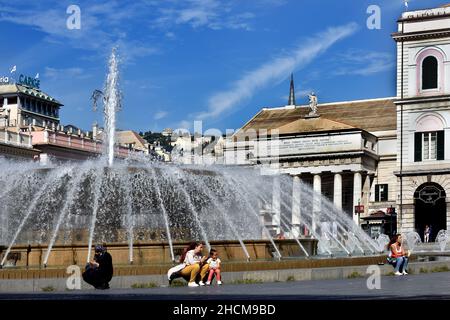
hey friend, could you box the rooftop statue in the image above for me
[308,92,318,116]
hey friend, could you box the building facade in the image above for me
[393,5,450,240]
[224,4,450,240]
[0,83,61,128]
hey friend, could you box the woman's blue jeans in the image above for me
[394,257,408,273]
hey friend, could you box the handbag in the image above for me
[387,251,397,264]
[167,263,186,280]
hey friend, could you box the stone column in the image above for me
[28,128,32,148]
[333,173,342,210]
[43,130,49,143]
[291,175,301,238]
[272,175,281,235]
[362,173,371,217]
[353,172,362,225]
[312,174,322,235]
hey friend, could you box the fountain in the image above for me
[403,231,422,253]
[374,234,391,253]
[92,47,121,167]
[0,48,385,269]
[436,230,449,252]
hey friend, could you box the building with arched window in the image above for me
[392,4,450,241]
[224,4,450,240]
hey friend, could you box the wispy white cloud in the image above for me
[165,31,176,39]
[331,50,395,76]
[0,1,159,62]
[154,111,168,120]
[44,67,92,80]
[190,23,358,121]
[153,0,255,31]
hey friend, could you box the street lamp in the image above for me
[357,198,361,226]
[354,198,363,227]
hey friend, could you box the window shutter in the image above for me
[437,130,445,160]
[375,185,380,202]
[414,132,422,162]
[384,184,389,201]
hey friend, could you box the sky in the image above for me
[0,0,447,134]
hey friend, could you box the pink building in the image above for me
[32,128,143,163]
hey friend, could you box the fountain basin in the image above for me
[0,239,318,268]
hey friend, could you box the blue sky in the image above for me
[0,0,446,133]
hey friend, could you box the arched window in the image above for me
[422,56,438,90]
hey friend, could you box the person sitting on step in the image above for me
[387,234,410,276]
[168,241,209,287]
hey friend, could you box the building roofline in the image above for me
[233,109,265,136]
[398,5,450,22]
[0,83,63,106]
[261,96,396,111]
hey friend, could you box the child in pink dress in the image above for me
[206,249,222,285]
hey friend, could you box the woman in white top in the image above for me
[176,242,209,287]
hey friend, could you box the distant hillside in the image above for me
[139,131,173,152]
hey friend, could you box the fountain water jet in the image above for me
[86,169,103,263]
[0,171,66,267]
[150,168,175,262]
[180,169,251,261]
[436,230,449,252]
[43,168,87,267]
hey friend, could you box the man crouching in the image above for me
[82,245,113,289]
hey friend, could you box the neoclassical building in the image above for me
[224,4,450,240]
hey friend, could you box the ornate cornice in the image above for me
[392,28,450,42]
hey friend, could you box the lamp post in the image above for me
[355,198,362,227]
[357,198,361,226]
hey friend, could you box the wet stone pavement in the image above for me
[1,271,450,300]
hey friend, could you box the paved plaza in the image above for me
[1,271,449,300]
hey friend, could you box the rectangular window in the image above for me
[416,131,445,162]
[423,132,437,160]
[375,184,388,202]
[7,96,17,105]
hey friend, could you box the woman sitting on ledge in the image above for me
[387,234,410,276]
[168,242,210,287]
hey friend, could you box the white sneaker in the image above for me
[206,281,211,285]
[199,281,205,286]
[188,282,199,287]
[217,281,222,285]
[402,271,408,275]
[394,271,402,276]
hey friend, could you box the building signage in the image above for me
[417,186,444,204]
[354,205,364,214]
[0,76,10,85]
[258,133,361,157]
[18,74,40,89]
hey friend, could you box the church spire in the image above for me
[288,73,296,106]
